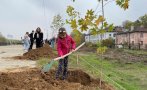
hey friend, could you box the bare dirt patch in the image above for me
[79,44,97,53]
[102,49,147,63]
[13,44,57,60]
[0,69,114,90]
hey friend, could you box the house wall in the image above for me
[115,34,128,44]
[116,32,147,49]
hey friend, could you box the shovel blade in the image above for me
[41,60,54,72]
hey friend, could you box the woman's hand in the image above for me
[71,49,75,52]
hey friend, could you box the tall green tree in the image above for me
[133,20,141,28]
[0,32,7,42]
[139,14,147,28]
[122,14,147,30]
[122,20,133,30]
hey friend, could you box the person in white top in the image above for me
[23,32,30,52]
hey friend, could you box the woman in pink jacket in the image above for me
[56,27,76,80]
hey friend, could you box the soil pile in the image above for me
[0,69,114,90]
[14,44,57,60]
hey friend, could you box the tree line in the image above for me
[123,14,147,30]
[0,33,21,46]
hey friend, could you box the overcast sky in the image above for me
[0,0,147,39]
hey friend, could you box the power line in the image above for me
[95,0,115,15]
[78,56,126,90]
[42,0,49,39]
[42,0,46,19]
[94,1,101,14]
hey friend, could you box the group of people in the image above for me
[23,27,76,80]
[22,27,44,52]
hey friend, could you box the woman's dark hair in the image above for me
[26,32,29,35]
[36,27,41,33]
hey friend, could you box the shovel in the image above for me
[41,42,85,73]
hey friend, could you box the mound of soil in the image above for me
[0,69,114,90]
[13,44,57,60]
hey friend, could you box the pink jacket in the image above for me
[57,35,76,57]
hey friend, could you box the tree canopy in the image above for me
[50,14,65,37]
[66,0,130,35]
[123,14,147,30]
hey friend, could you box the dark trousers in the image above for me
[36,40,40,48]
[36,39,42,48]
[29,39,34,50]
[56,56,68,79]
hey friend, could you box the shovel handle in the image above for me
[53,42,85,61]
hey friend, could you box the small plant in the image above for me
[97,46,108,54]
[101,38,115,48]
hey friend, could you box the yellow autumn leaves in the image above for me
[66,6,106,32]
[116,0,129,10]
[97,46,108,54]
[71,30,84,46]
[95,15,105,26]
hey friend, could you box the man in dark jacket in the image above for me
[29,30,34,50]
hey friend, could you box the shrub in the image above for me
[101,38,115,48]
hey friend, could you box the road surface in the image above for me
[0,45,36,72]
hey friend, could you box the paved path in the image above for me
[0,45,36,72]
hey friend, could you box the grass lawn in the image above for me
[37,50,147,90]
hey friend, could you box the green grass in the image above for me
[37,58,58,68]
[37,58,50,67]
[37,50,147,90]
[69,52,147,90]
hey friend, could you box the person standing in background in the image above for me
[39,28,43,47]
[29,30,34,50]
[34,28,40,48]
[21,37,24,48]
[23,32,30,52]
[34,27,43,48]
[51,37,55,48]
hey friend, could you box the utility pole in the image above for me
[102,0,104,29]
[100,0,104,88]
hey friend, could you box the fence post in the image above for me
[77,54,79,65]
